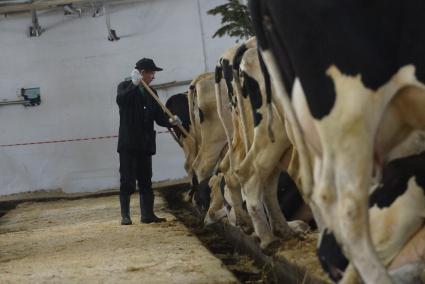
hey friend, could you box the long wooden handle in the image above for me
[139,80,194,142]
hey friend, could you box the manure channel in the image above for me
[159,187,282,284]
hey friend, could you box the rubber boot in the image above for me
[120,194,132,225]
[140,193,166,223]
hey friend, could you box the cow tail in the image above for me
[233,43,251,152]
[187,84,198,146]
[258,50,275,143]
[215,63,234,171]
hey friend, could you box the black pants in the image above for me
[119,150,153,199]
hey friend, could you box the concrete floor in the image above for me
[0,194,238,284]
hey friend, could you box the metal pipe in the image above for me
[151,80,192,90]
[0,100,29,106]
[30,8,41,36]
[0,0,148,14]
[195,0,208,73]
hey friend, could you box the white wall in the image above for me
[0,0,238,195]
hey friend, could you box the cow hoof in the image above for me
[288,220,310,236]
[182,192,192,203]
[203,215,218,227]
[390,262,425,284]
[250,232,261,244]
[236,218,254,234]
[261,238,281,256]
[273,228,293,240]
[240,223,254,235]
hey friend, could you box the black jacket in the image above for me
[116,80,171,154]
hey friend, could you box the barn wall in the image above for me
[0,0,237,195]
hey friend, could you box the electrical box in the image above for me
[0,87,41,107]
[21,87,41,106]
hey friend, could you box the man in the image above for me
[116,58,179,225]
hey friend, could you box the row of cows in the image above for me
[165,2,425,283]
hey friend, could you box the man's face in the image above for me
[141,70,156,85]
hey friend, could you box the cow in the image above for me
[235,46,311,251]
[318,151,425,283]
[205,170,311,229]
[165,93,194,171]
[166,93,200,203]
[212,40,313,251]
[248,0,425,282]
[189,73,230,184]
[187,73,230,212]
[166,73,230,212]
[214,39,257,233]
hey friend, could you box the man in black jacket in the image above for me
[116,58,178,225]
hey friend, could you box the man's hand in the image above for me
[131,69,142,86]
[169,115,182,126]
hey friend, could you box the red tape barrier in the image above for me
[0,131,170,148]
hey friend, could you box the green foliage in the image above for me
[207,0,254,40]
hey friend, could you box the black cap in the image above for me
[135,58,163,71]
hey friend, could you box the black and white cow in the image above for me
[214,39,257,234]
[210,41,312,251]
[249,1,425,282]
[318,151,425,283]
[189,73,230,185]
[235,46,311,251]
[166,93,200,203]
[166,74,230,212]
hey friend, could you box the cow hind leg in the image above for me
[225,174,254,234]
[244,175,280,254]
[311,145,392,284]
[336,175,393,284]
[389,262,425,284]
[265,175,310,237]
[262,168,295,239]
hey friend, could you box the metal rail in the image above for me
[0,99,34,106]
[0,0,148,14]
[151,80,192,90]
